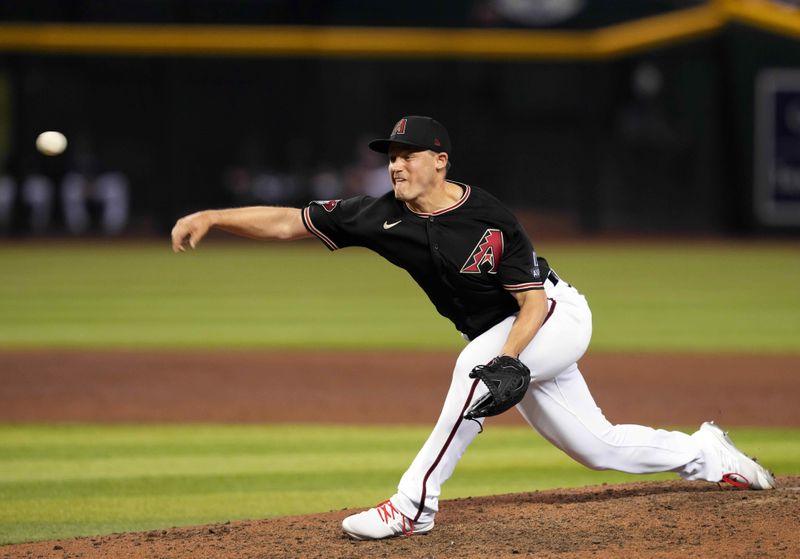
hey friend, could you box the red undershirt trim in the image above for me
[302,206,338,251]
[405,184,471,217]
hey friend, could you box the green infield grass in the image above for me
[0,240,798,352]
[1,423,797,545]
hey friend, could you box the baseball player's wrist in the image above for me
[203,209,221,227]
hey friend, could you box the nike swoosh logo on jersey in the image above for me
[383,220,402,230]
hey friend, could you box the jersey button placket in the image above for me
[427,215,443,268]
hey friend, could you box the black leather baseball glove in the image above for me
[463,356,531,420]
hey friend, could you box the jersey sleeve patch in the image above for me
[312,199,341,212]
[302,206,339,251]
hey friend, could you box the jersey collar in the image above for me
[404,182,471,217]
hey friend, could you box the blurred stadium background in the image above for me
[2,0,800,548]
[1,0,800,236]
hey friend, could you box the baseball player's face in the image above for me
[387,145,442,203]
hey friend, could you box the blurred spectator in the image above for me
[618,62,680,147]
[60,134,130,235]
[342,135,392,197]
[310,167,344,200]
[224,136,301,205]
[596,60,694,229]
[62,171,130,235]
[222,133,399,204]
[21,174,54,235]
[0,174,15,233]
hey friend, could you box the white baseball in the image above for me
[35,131,68,156]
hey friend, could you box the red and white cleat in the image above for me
[341,499,434,540]
[699,421,777,490]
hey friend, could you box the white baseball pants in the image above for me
[392,279,717,525]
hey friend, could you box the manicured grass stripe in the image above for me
[0,241,798,351]
[1,424,798,544]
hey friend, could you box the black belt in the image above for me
[547,269,570,287]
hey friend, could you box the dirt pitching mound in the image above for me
[5,477,798,559]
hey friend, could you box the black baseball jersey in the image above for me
[301,182,551,340]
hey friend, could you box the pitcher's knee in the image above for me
[563,436,621,471]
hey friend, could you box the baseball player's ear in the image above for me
[435,152,448,171]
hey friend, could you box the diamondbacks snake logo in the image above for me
[461,229,503,274]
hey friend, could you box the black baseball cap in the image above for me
[368,116,452,156]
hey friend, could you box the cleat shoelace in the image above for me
[375,500,415,536]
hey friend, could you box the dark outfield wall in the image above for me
[0,0,696,28]
[0,29,796,234]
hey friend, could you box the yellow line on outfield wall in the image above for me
[723,0,800,40]
[0,1,795,59]
[595,5,722,56]
[0,24,594,59]
[0,6,720,59]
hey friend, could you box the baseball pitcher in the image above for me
[171,116,775,541]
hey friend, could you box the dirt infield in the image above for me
[2,350,798,557]
[1,350,798,425]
